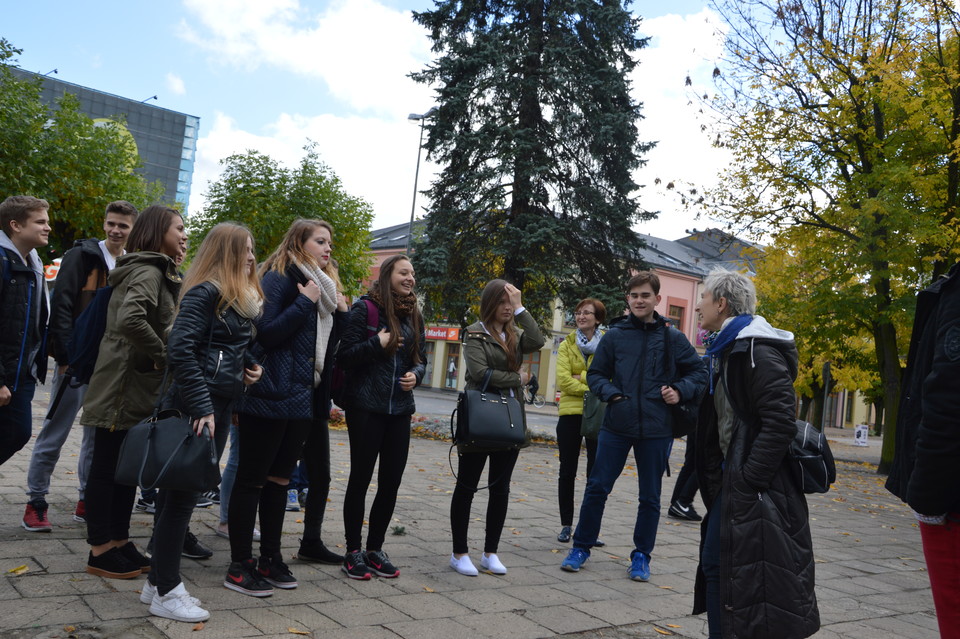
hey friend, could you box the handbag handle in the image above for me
[136,421,215,491]
[479,369,493,393]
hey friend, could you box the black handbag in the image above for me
[451,370,526,452]
[116,370,221,493]
[789,419,836,494]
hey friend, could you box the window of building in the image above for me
[422,342,435,387]
[520,350,542,384]
[444,343,460,390]
[668,304,685,331]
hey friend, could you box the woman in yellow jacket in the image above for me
[555,298,606,543]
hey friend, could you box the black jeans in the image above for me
[85,426,137,546]
[228,413,312,562]
[342,407,411,552]
[670,435,699,505]
[300,418,332,542]
[150,397,232,595]
[450,448,520,554]
[556,414,598,526]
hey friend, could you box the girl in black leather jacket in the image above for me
[146,223,263,623]
[338,254,426,580]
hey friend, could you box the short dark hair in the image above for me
[125,204,180,253]
[105,200,138,219]
[625,271,660,295]
[575,298,607,325]
[0,195,50,236]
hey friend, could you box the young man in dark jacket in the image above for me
[23,201,136,531]
[887,261,960,639]
[0,196,51,471]
[561,271,707,581]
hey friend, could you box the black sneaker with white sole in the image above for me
[668,499,703,522]
[341,550,372,580]
[224,559,274,597]
[182,531,214,559]
[365,549,399,578]
[258,554,298,589]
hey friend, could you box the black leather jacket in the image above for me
[166,282,256,418]
[337,296,426,416]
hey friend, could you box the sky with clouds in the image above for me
[5,0,729,241]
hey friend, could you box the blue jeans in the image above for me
[702,488,723,639]
[0,378,36,466]
[572,429,672,558]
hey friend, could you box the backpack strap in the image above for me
[363,299,380,337]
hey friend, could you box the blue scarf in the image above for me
[705,314,753,394]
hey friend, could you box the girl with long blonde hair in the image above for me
[145,222,263,623]
[225,218,348,597]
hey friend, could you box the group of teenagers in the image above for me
[1,194,821,638]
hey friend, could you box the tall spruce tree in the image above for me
[411,0,653,326]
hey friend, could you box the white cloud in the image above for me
[179,0,433,114]
[190,111,437,230]
[631,8,731,239]
[166,72,186,96]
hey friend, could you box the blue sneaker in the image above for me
[285,489,301,512]
[629,551,650,581]
[561,547,590,572]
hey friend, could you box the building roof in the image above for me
[368,219,763,278]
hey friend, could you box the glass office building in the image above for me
[10,68,199,212]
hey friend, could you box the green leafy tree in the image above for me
[0,39,161,258]
[691,0,960,471]
[190,146,374,296]
[410,0,653,327]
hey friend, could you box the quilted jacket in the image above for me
[693,316,819,639]
[240,265,347,421]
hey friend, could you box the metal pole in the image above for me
[405,120,425,254]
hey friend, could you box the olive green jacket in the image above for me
[463,309,545,392]
[81,252,182,431]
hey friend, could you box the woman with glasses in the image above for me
[554,298,606,543]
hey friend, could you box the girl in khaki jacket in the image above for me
[449,279,544,577]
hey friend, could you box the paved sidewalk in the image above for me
[0,386,937,638]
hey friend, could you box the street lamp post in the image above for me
[406,107,437,253]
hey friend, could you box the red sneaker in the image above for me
[73,500,86,523]
[23,499,53,532]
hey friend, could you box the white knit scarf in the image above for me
[297,261,338,386]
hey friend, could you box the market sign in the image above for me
[426,326,461,341]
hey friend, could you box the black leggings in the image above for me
[670,434,699,505]
[150,397,231,595]
[450,448,520,555]
[300,418,332,543]
[85,427,137,546]
[342,407,411,552]
[228,414,312,562]
[556,414,598,526]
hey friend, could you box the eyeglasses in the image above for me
[574,311,595,317]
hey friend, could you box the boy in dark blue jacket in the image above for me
[0,196,51,471]
[561,271,707,581]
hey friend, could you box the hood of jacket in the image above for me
[727,315,798,380]
[0,230,44,278]
[110,251,180,288]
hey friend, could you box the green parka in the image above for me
[463,309,545,394]
[81,252,181,431]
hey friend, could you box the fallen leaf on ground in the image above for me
[192,622,204,631]
[6,565,28,575]
[287,628,310,635]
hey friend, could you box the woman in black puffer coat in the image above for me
[148,222,263,623]
[337,253,425,580]
[692,269,819,639]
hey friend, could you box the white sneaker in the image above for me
[141,579,201,606]
[450,553,478,576]
[140,579,156,604]
[480,553,507,575]
[149,582,210,622]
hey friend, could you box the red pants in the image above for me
[920,515,960,639]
